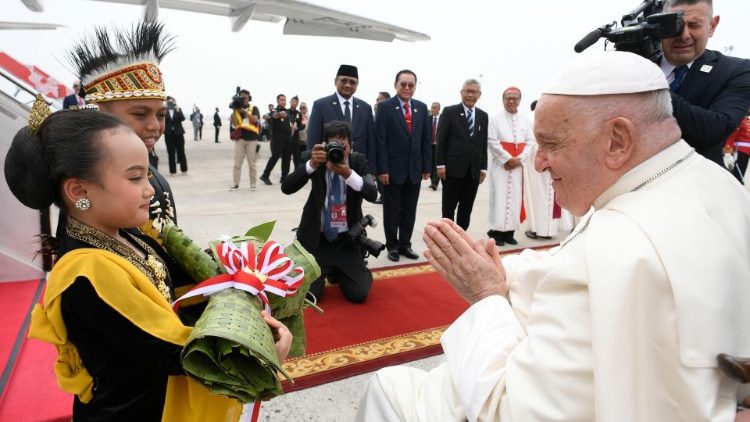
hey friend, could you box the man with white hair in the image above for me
[356,51,750,421]
[435,79,488,230]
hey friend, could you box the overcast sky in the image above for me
[2,0,747,118]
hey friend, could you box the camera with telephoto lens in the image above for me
[229,86,244,110]
[325,142,345,165]
[348,214,386,258]
[574,0,685,62]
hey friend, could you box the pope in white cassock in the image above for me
[355,51,750,422]
[487,87,534,246]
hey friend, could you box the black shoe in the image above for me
[374,197,383,204]
[504,231,518,245]
[525,230,538,239]
[487,230,505,246]
[428,184,437,191]
[259,175,272,185]
[387,250,400,262]
[398,247,419,259]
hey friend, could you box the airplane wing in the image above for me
[86,0,430,42]
[0,21,63,30]
[20,0,44,12]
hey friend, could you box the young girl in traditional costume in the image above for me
[4,104,291,421]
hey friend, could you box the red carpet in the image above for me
[281,262,468,392]
[0,246,554,417]
[0,280,41,373]
[0,279,71,422]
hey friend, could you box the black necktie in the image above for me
[670,65,688,93]
[344,101,351,123]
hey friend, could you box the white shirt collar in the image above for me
[398,97,411,109]
[462,103,475,115]
[659,57,694,78]
[594,140,694,209]
[336,92,352,106]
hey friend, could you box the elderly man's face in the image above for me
[461,84,481,109]
[395,73,417,102]
[533,95,607,216]
[662,2,719,66]
[503,89,521,114]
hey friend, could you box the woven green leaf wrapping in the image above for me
[161,223,222,282]
[159,221,322,396]
[181,289,290,403]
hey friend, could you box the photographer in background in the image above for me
[282,121,378,303]
[660,0,750,167]
[229,88,261,191]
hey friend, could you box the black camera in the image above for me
[348,215,386,258]
[325,142,345,165]
[230,86,245,110]
[574,0,684,62]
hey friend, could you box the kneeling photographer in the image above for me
[282,120,379,303]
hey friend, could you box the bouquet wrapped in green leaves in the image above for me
[161,221,320,403]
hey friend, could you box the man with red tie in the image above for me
[375,70,432,262]
[429,102,441,190]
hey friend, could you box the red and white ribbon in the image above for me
[172,240,305,313]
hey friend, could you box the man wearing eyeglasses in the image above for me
[307,65,376,169]
[487,87,535,246]
[375,69,432,262]
[435,81,488,230]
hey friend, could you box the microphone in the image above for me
[574,28,604,53]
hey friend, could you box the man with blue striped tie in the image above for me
[435,79,488,230]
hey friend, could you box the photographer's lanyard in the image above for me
[324,171,347,240]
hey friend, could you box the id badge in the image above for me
[329,204,347,229]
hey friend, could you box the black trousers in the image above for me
[262,135,292,179]
[383,179,421,251]
[164,133,187,174]
[430,144,441,187]
[306,236,373,303]
[214,126,220,142]
[442,171,480,230]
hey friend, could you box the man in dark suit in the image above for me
[213,107,221,143]
[307,65,376,169]
[660,0,750,167]
[62,81,84,110]
[436,80,488,230]
[164,96,188,175]
[282,121,378,303]
[375,69,432,262]
[260,94,291,185]
[428,102,441,190]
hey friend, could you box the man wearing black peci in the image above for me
[282,121,378,303]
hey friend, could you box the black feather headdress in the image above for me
[68,21,175,102]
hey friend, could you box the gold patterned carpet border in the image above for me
[370,244,556,282]
[282,326,447,379]
[371,264,435,281]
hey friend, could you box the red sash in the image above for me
[500,141,525,157]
